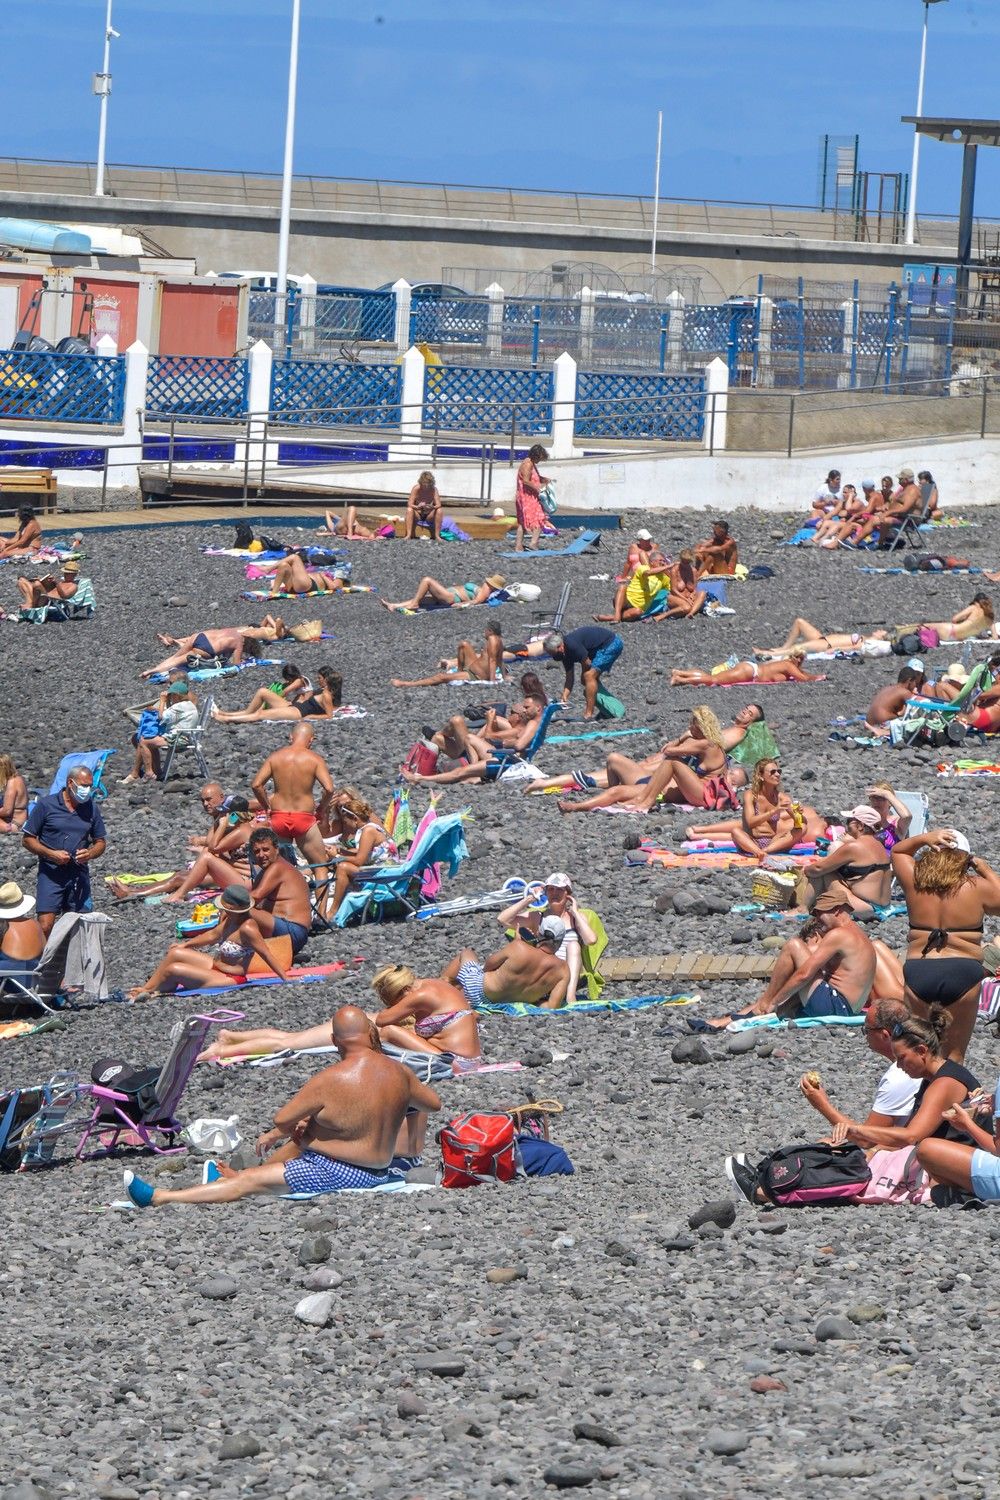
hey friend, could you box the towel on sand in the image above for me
[474,992,696,1017]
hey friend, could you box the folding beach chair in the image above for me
[896,790,929,835]
[0,1073,81,1172]
[72,1009,243,1159]
[499,529,601,561]
[884,497,933,554]
[332,813,469,927]
[0,912,112,1014]
[18,576,97,622]
[482,701,562,782]
[529,581,571,636]
[895,661,994,744]
[43,749,116,802]
[161,694,214,783]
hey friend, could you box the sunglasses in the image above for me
[890,1022,919,1041]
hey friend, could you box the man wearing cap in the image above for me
[23,765,107,935]
[16,558,84,612]
[543,627,624,720]
[441,918,570,1010]
[694,520,738,577]
[120,680,200,784]
[0,881,45,980]
[708,890,877,1028]
[801,806,892,915]
[854,466,922,547]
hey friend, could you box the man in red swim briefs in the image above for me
[251,723,334,880]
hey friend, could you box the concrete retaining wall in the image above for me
[727,389,1000,453]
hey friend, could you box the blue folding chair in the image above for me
[483,701,562,782]
[332,813,469,927]
[46,749,116,801]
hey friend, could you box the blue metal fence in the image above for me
[0,349,125,425]
[249,287,395,354]
[410,294,490,346]
[146,355,249,418]
[269,359,402,426]
[422,365,553,435]
[575,371,705,441]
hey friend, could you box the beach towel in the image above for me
[147,658,282,685]
[546,728,651,745]
[936,760,1000,778]
[474,992,697,1017]
[625,848,817,869]
[725,1013,865,1033]
[730,900,907,922]
[225,704,369,722]
[168,960,357,998]
[241,587,374,602]
[858,565,983,577]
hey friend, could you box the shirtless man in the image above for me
[17,560,83,610]
[234,828,311,954]
[391,622,505,689]
[695,520,738,576]
[865,666,926,730]
[442,918,570,1010]
[852,466,921,546]
[141,626,250,680]
[707,892,876,1028]
[123,1006,442,1206]
[251,724,334,876]
[402,700,542,785]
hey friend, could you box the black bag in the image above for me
[891,631,921,657]
[756,1142,870,1206]
[233,522,254,549]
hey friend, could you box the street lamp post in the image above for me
[904,0,948,246]
[93,0,118,197]
[275,0,302,346]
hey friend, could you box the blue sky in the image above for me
[6,0,1000,217]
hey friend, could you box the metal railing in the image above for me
[0,153,991,245]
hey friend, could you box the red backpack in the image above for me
[437,1111,518,1188]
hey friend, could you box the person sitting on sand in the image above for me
[809,468,842,517]
[0,506,42,559]
[706,891,877,1029]
[391,622,505,688]
[810,484,865,547]
[753,617,893,660]
[624,528,661,573]
[140,619,287,680]
[657,551,708,620]
[262,550,346,598]
[212,666,342,723]
[107,797,259,903]
[555,706,740,816]
[694,520,738,575]
[0,754,29,834]
[403,700,543,785]
[370,962,480,1058]
[864,783,913,849]
[127,882,292,1000]
[595,540,671,624]
[381,572,507,612]
[850,466,922,546]
[441,919,570,1010]
[865,666,927,731]
[321,506,378,539]
[497,872,596,1006]
[405,471,444,541]
[123,1006,442,1207]
[729,757,805,860]
[670,658,824,687]
[525,704,768,798]
[16,558,85,612]
[916,1090,1000,1205]
[119,680,199,784]
[800,805,892,916]
[798,997,917,1138]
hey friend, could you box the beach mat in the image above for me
[625,849,816,869]
[726,1013,865,1033]
[546,727,651,745]
[169,961,355,998]
[474,992,696,1017]
[600,953,777,984]
[147,658,282,685]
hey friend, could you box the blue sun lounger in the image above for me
[500,529,601,560]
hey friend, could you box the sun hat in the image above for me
[545,871,573,890]
[0,881,35,918]
[63,560,81,574]
[839,805,881,828]
[219,884,253,914]
[538,914,568,945]
[166,681,188,697]
[813,890,852,913]
[485,574,507,591]
[636,528,653,542]
[898,466,915,481]
[944,662,970,686]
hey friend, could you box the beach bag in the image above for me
[438,1111,518,1188]
[539,482,557,516]
[757,1142,870,1207]
[289,618,322,642]
[136,709,162,740]
[401,737,439,777]
[918,626,940,650]
[858,1145,932,1205]
[892,631,922,657]
[506,582,541,603]
[594,687,626,720]
[233,522,254,549]
[749,868,798,909]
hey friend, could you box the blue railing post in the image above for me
[797,276,805,389]
[531,305,541,369]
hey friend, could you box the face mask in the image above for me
[70,783,93,803]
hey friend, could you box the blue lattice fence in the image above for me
[314,291,394,346]
[146,356,249,418]
[410,295,489,346]
[683,306,731,358]
[423,366,553,435]
[0,350,125,425]
[270,360,401,426]
[575,371,705,442]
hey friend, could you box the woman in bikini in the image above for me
[108,798,258,902]
[811,484,865,546]
[891,830,1000,1063]
[212,666,343,724]
[657,551,708,621]
[898,594,996,644]
[381,573,506,612]
[730,758,803,860]
[0,754,28,833]
[266,551,345,597]
[323,789,398,920]
[0,507,42,559]
[322,506,378,540]
[128,884,290,1000]
[670,659,825,687]
[801,806,892,916]
[555,706,740,815]
[391,622,505,688]
[405,472,443,541]
[754,617,893,659]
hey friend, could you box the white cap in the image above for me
[492,507,505,518]
[539,915,568,945]
[906,658,924,672]
[636,528,653,542]
[545,871,572,889]
[945,829,971,853]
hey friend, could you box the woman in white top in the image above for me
[498,871,596,1005]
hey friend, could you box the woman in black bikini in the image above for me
[802,806,892,916]
[212,666,343,723]
[891,830,1000,1063]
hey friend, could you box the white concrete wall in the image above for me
[270,433,1000,515]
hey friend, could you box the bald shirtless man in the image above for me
[251,723,333,875]
[441,917,570,1009]
[123,1006,442,1206]
[706,892,877,1029]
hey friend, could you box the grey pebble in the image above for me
[815,1315,858,1342]
[218,1433,262,1461]
[704,1427,750,1456]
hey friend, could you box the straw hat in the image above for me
[485,574,507,591]
[0,881,36,919]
